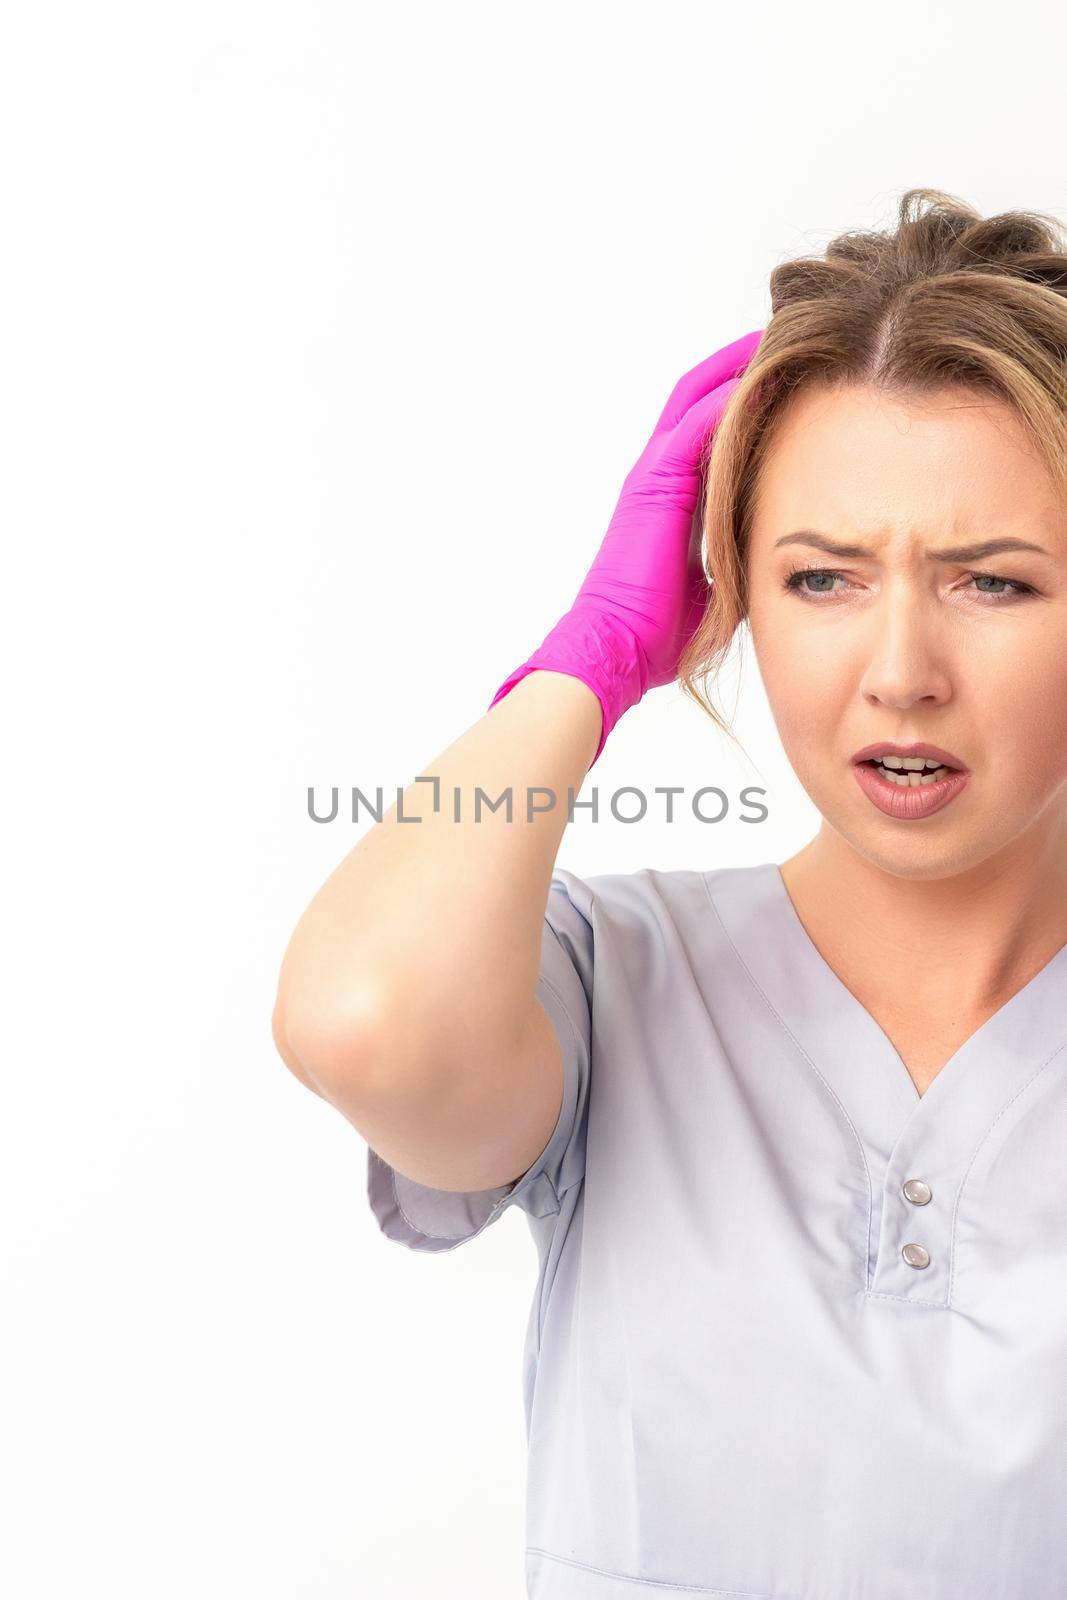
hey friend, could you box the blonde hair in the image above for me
[679,186,1067,746]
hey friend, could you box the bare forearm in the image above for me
[272,670,601,1094]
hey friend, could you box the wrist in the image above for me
[488,608,649,766]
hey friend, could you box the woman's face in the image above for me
[745,382,1067,881]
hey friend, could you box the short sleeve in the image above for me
[365,867,594,1253]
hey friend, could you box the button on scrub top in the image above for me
[366,862,1067,1600]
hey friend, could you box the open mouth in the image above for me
[861,757,959,788]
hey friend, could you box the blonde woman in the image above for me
[272,188,1067,1598]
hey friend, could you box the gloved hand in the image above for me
[487,329,764,766]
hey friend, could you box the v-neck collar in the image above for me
[703,861,1067,1305]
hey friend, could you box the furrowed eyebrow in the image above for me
[772,531,1052,562]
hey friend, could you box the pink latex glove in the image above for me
[487,329,764,766]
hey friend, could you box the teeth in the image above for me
[873,761,952,787]
[878,756,945,771]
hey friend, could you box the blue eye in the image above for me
[969,572,1033,598]
[781,563,1038,604]
[783,567,843,597]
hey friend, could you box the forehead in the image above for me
[750,383,1061,547]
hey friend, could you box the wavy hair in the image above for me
[679,186,1067,744]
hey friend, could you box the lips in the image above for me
[853,756,970,820]
[851,742,968,772]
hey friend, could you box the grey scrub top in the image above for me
[366,861,1067,1599]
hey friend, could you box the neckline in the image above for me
[764,860,1067,1106]
[701,859,1067,1303]
[702,859,1067,1166]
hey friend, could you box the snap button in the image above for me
[902,1242,931,1269]
[902,1177,932,1205]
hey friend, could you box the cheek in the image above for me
[752,608,848,744]
[985,636,1067,792]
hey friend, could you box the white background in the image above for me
[5,2,1066,1595]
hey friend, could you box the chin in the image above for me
[793,767,1002,882]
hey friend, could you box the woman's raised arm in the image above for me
[270,331,761,1190]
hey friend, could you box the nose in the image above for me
[857,592,953,712]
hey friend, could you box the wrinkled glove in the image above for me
[487,329,763,765]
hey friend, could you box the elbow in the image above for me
[271,985,385,1103]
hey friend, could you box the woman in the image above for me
[272,188,1067,1598]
